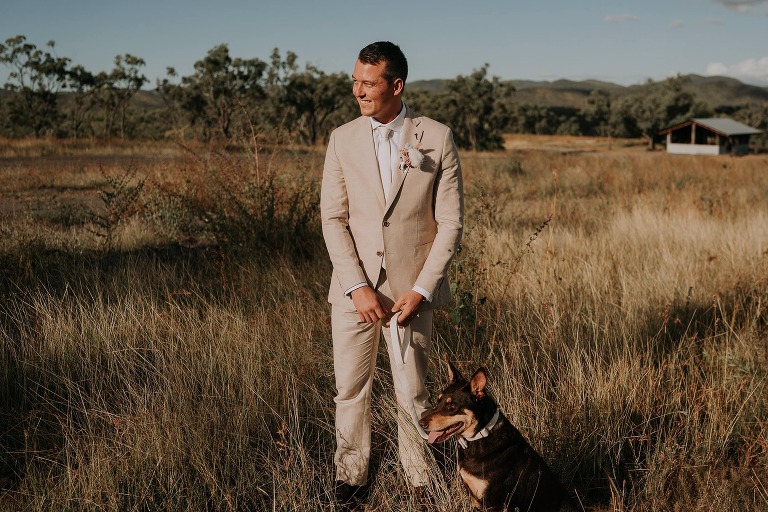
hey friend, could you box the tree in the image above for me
[505,103,562,135]
[157,67,194,139]
[160,44,267,141]
[283,65,356,145]
[94,54,147,139]
[257,47,299,136]
[608,96,639,138]
[158,47,354,144]
[732,103,768,150]
[583,89,612,137]
[65,64,97,138]
[0,35,70,136]
[440,65,514,150]
[631,75,710,149]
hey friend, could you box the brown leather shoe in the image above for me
[334,481,368,511]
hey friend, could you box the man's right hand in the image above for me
[350,286,387,323]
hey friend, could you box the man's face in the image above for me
[352,59,403,124]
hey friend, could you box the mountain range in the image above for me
[410,74,768,110]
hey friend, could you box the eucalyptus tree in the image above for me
[441,65,514,151]
[732,103,768,149]
[583,89,613,138]
[94,54,147,139]
[65,64,97,138]
[160,44,267,141]
[283,64,356,145]
[0,35,70,136]
[257,48,298,139]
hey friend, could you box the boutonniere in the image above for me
[399,143,425,172]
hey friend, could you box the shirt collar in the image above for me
[370,103,407,134]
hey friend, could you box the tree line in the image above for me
[0,35,356,145]
[1,35,766,150]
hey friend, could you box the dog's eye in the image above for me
[446,403,457,412]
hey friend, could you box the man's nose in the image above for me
[353,82,364,97]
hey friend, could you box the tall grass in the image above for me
[1,138,767,510]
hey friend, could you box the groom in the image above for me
[321,41,463,508]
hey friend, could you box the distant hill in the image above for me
[409,75,768,110]
[407,79,448,93]
[509,78,624,92]
[409,78,624,108]
[132,90,166,110]
[681,74,768,106]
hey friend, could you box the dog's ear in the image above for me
[445,358,463,384]
[470,368,487,400]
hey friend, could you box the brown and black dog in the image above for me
[419,361,577,512]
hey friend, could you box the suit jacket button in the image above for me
[383,221,390,227]
[376,251,383,257]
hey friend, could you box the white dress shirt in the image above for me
[371,105,406,200]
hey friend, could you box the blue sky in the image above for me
[2,0,767,87]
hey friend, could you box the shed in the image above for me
[658,118,761,155]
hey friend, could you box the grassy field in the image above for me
[0,135,767,511]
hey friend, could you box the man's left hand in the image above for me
[392,290,426,325]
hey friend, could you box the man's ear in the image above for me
[392,77,404,96]
[445,358,463,385]
[470,368,487,400]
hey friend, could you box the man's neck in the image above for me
[373,102,404,125]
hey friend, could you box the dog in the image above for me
[419,361,577,512]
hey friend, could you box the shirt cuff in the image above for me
[412,285,433,303]
[344,282,368,296]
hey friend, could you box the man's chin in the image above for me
[358,102,374,116]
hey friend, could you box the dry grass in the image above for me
[1,136,767,510]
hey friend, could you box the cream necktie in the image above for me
[376,126,394,200]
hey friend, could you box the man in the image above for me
[321,41,463,509]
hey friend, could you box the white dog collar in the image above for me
[458,408,500,449]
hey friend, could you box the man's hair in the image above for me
[358,41,408,86]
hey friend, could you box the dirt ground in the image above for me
[503,133,648,154]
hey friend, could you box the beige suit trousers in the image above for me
[332,270,433,487]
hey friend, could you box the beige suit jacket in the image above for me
[321,106,464,311]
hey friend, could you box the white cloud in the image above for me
[604,14,640,23]
[669,19,686,28]
[712,0,768,13]
[705,57,768,83]
[706,16,726,25]
[705,62,729,75]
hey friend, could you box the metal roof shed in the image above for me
[658,118,761,155]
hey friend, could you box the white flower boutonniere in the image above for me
[399,143,425,172]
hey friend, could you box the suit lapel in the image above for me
[385,108,422,214]
[354,117,386,210]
